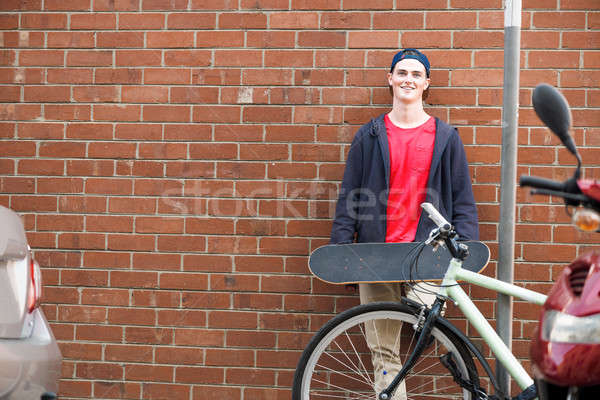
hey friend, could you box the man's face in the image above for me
[387,58,430,104]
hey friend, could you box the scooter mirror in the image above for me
[532,83,577,158]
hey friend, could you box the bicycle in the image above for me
[292,202,544,400]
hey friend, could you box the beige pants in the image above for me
[359,282,439,400]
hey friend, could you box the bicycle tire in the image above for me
[292,301,480,400]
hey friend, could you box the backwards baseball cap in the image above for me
[390,48,430,77]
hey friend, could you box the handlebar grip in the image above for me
[519,175,565,192]
[421,202,451,229]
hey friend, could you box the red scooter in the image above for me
[520,84,600,399]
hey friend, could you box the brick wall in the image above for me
[1,0,599,399]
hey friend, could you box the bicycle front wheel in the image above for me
[293,301,479,400]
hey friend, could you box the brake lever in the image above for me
[425,227,448,252]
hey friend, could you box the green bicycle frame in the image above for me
[438,257,548,390]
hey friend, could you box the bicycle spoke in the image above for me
[310,391,373,400]
[310,376,374,399]
[408,382,466,397]
[316,358,372,388]
[339,331,374,386]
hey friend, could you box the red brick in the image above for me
[95,68,142,83]
[73,86,119,102]
[21,13,68,29]
[210,274,260,292]
[125,326,173,345]
[105,344,153,363]
[10,196,56,212]
[59,380,91,398]
[167,12,215,28]
[0,15,18,29]
[71,12,116,29]
[205,348,254,366]
[177,366,224,384]
[165,50,211,67]
[24,85,70,102]
[94,381,141,399]
[0,104,41,120]
[193,105,241,123]
[226,367,275,386]
[426,11,476,28]
[533,11,586,28]
[155,346,204,365]
[259,237,309,255]
[77,362,123,380]
[220,12,267,28]
[44,0,90,10]
[67,50,112,66]
[348,31,399,48]
[93,0,139,11]
[142,383,190,400]
[44,286,78,304]
[108,307,156,326]
[403,31,453,48]
[45,104,91,121]
[3,140,36,157]
[143,105,190,122]
[125,364,173,382]
[59,305,107,324]
[110,270,158,289]
[81,288,129,306]
[97,32,144,48]
[214,50,263,67]
[147,31,194,48]
[270,12,319,28]
[95,105,141,121]
[37,213,84,232]
[259,312,309,331]
[193,385,241,400]
[522,31,560,49]
[116,123,162,140]
[119,13,164,29]
[59,342,102,361]
[247,31,295,48]
[2,31,45,47]
[47,32,94,48]
[131,290,180,308]
[298,31,346,48]
[158,272,207,291]
[214,124,263,142]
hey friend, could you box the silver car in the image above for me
[0,206,62,399]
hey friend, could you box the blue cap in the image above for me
[390,49,430,77]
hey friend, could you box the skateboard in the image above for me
[309,241,490,285]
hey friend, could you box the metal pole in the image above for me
[497,0,522,395]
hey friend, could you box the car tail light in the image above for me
[27,257,42,313]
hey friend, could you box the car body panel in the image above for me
[0,206,62,398]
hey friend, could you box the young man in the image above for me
[330,49,479,399]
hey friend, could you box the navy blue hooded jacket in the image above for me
[330,113,479,244]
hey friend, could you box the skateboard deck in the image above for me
[309,241,490,285]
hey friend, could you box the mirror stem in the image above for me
[575,156,582,179]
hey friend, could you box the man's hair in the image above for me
[390,49,430,77]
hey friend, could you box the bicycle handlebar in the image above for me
[519,175,565,192]
[421,202,451,230]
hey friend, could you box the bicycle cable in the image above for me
[404,240,461,305]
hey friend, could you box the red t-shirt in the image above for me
[385,114,436,243]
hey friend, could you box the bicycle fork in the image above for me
[377,298,446,400]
